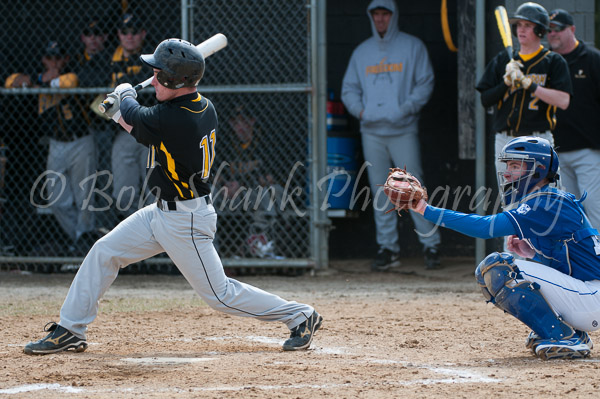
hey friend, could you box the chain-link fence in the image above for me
[0,0,322,273]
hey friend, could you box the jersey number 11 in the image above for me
[200,129,216,179]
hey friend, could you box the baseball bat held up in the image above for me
[98,33,228,114]
[494,6,513,59]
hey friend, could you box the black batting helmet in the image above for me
[140,39,205,89]
[510,2,549,38]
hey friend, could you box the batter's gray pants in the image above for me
[361,130,441,253]
[59,198,314,339]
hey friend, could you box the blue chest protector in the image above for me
[503,187,600,280]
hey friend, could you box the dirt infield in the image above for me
[1,257,599,398]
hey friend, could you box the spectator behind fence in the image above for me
[109,13,153,218]
[341,0,442,271]
[76,18,115,230]
[547,9,600,229]
[5,41,98,255]
[213,106,285,259]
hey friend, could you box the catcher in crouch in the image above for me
[387,136,600,360]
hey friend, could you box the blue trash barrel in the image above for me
[326,130,358,209]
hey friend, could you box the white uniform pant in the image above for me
[361,130,441,253]
[517,260,600,332]
[59,198,314,339]
[557,149,600,229]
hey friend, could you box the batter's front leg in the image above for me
[59,205,164,338]
[156,208,314,330]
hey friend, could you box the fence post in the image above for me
[310,0,330,270]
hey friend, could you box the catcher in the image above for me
[384,137,600,360]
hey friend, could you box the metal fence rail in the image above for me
[0,0,326,272]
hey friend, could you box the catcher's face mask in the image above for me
[497,158,541,207]
[497,136,559,207]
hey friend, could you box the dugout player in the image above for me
[409,136,600,360]
[476,2,572,177]
[109,13,154,217]
[27,41,97,253]
[547,9,600,229]
[23,38,322,355]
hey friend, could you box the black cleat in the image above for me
[424,247,442,270]
[24,322,87,355]
[282,311,323,351]
[371,248,401,272]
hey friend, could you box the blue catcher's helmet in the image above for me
[497,136,559,206]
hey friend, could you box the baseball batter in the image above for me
[23,38,322,355]
[476,2,572,175]
[407,137,600,360]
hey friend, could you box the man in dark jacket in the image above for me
[547,9,600,229]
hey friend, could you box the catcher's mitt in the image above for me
[382,167,428,214]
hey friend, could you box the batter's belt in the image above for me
[157,195,212,212]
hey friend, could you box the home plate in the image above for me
[122,357,217,365]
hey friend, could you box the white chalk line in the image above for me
[368,359,501,384]
[169,334,349,355]
[0,384,84,395]
[121,357,217,365]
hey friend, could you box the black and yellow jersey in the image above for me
[121,91,216,201]
[36,71,92,141]
[110,45,152,86]
[476,46,573,135]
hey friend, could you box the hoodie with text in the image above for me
[341,0,434,136]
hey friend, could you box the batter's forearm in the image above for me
[117,118,133,133]
[533,86,570,110]
[120,97,140,125]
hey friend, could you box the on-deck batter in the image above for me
[23,38,322,355]
[475,2,572,175]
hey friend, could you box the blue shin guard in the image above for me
[475,252,574,341]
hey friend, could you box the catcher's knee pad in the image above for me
[475,252,518,302]
[495,281,575,340]
[476,252,574,341]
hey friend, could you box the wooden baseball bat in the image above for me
[494,6,513,59]
[99,33,228,113]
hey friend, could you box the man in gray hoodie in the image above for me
[342,0,441,271]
